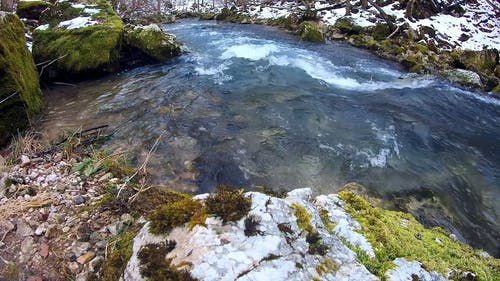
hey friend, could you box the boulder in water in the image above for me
[441,69,482,88]
[124,24,181,62]
[0,12,43,146]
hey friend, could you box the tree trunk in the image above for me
[366,0,396,30]
[361,0,368,9]
[345,0,351,16]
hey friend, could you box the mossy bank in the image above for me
[0,12,43,146]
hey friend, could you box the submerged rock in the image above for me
[0,12,43,145]
[32,1,123,79]
[298,21,324,43]
[123,24,181,62]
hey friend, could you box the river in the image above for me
[40,20,500,256]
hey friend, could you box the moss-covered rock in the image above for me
[442,68,483,88]
[0,12,43,146]
[16,0,51,20]
[334,17,363,36]
[338,191,500,280]
[199,12,215,20]
[460,49,499,76]
[124,24,181,62]
[32,1,123,79]
[298,21,324,43]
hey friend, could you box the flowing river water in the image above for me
[40,20,500,256]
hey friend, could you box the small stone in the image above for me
[68,262,79,273]
[34,224,47,236]
[120,213,134,224]
[72,242,91,256]
[89,255,104,272]
[98,172,113,182]
[20,155,31,167]
[16,220,34,237]
[75,271,89,281]
[62,226,70,233]
[43,163,52,169]
[73,195,86,205]
[40,242,49,258]
[26,276,43,281]
[77,251,96,264]
[21,236,35,254]
[54,153,63,162]
[46,174,58,183]
[449,233,458,241]
[435,238,442,244]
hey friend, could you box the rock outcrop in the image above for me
[0,12,43,145]
[299,21,324,43]
[16,0,51,21]
[121,188,499,281]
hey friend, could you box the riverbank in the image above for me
[0,135,498,280]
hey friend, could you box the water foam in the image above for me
[221,44,280,61]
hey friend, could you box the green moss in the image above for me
[319,209,337,233]
[334,17,363,35]
[372,23,390,41]
[291,203,328,255]
[316,258,338,275]
[33,1,123,76]
[149,197,202,235]
[124,24,181,62]
[298,21,324,43]
[138,242,197,281]
[100,226,139,281]
[205,185,252,223]
[291,202,314,233]
[492,84,500,93]
[338,191,500,280]
[0,12,43,145]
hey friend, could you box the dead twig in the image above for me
[0,92,18,105]
[116,132,164,198]
[38,54,68,77]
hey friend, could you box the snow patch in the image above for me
[58,16,97,30]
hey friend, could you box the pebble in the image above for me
[16,220,34,237]
[34,224,47,236]
[40,242,49,258]
[62,226,70,233]
[46,174,58,183]
[77,251,96,264]
[73,195,86,205]
[20,155,31,167]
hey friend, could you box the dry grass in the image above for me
[5,130,50,165]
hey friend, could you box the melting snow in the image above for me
[35,24,49,31]
[58,16,97,30]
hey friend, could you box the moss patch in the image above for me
[32,1,123,78]
[100,226,139,281]
[291,203,328,255]
[138,241,197,281]
[298,21,324,43]
[124,24,181,62]
[149,197,202,235]
[0,12,43,145]
[338,191,500,280]
[334,17,363,35]
[205,185,252,223]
